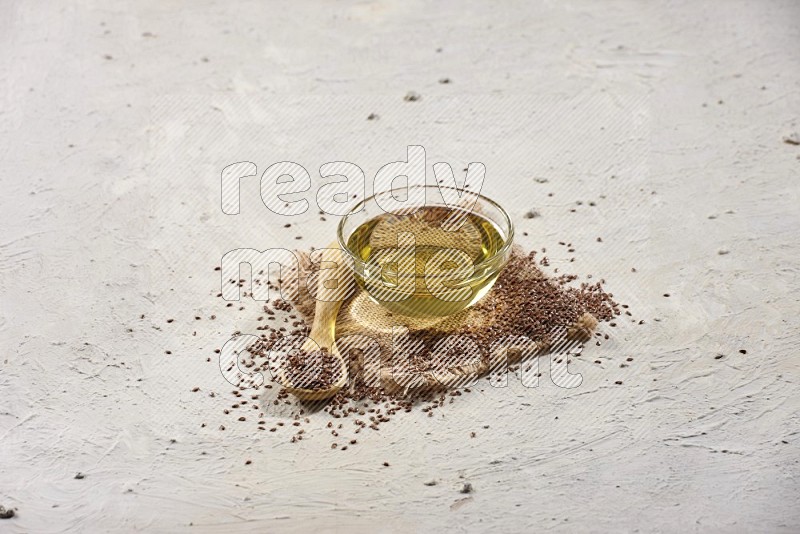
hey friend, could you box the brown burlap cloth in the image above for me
[279,244,603,397]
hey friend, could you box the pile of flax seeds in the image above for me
[197,247,634,455]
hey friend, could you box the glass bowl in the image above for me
[337,185,513,318]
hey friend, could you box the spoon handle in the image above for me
[302,242,350,352]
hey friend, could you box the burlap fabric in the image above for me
[282,245,598,396]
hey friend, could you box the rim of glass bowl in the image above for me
[336,185,515,277]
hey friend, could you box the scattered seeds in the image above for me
[783,132,800,145]
[206,231,631,454]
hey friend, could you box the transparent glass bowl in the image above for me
[337,185,514,318]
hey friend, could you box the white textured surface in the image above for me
[2,1,800,532]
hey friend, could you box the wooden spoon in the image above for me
[278,243,350,401]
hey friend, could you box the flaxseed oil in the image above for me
[346,206,508,317]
